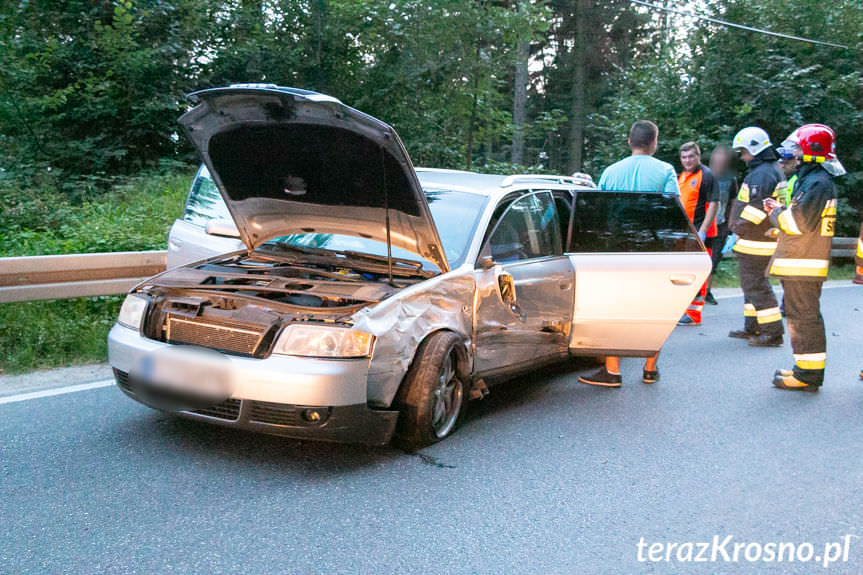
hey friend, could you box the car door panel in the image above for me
[566,190,711,356]
[568,252,710,355]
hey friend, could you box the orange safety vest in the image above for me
[679,167,718,237]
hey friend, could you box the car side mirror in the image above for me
[205,219,240,238]
[478,255,497,270]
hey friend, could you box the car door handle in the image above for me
[559,281,572,290]
[669,273,696,286]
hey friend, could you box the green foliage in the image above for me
[0,168,192,256]
[0,296,123,374]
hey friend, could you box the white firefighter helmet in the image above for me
[731,127,772,156]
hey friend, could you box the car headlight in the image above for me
[117,294,149,330]
[272,324,374,358]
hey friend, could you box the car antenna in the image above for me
[381,147,394,286]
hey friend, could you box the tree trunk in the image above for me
[465,42,481,171]
[511,38,529,165]
[311,0,327,91]
[567,0,588,174]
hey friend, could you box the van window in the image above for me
[182,166,233,226]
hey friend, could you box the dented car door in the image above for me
[473,190,575,376]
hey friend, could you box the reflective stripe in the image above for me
[737,183,750,203]
[733,238,777,256]
[802,155,826,164]
[741,205,767,224]
[769,258,829,277]
[743,303,756,317]
[821,199,837,217]
[794,352,826,370]
[756,307,782,324]
[857,238,863,259]
[778,209,802,235]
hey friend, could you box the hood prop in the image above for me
[381,147,394,286]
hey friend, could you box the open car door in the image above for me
[567,191,711,357]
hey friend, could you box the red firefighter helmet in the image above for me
[781,124,845,176]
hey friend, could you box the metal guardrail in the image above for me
[0,251,166,303]
[0,238,856,304]
[830,237,858,259]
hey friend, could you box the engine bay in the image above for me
[135,251,428,355]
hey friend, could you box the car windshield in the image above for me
[262,188,487,270]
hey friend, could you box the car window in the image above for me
[569,191,701,253]
[487,191,562,263]
[182,165,233,226]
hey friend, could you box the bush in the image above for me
[0,166,193,257]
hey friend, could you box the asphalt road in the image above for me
[1,283,862,574]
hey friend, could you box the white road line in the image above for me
[714,282,858,300]
[0,379,115,405]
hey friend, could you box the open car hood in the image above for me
[179,86,448,272]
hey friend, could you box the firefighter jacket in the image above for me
[768,164,837,281]
[730,152,785,257]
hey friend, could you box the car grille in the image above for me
[248,401,299,426]
[191,399,242,421]
[165,315,265,355]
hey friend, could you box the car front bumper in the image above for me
[107,324,399,446]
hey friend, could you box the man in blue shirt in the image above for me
[579,120,680,387]
[597,121,679,195]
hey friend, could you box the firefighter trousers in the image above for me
[738,253,783,337]
[784,280,826,386]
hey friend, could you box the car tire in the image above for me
[393,331,468,450]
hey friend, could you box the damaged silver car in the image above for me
[108,85,710,447]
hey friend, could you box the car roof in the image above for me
[415,168,595,202]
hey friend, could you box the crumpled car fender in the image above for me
[351,271,475,407]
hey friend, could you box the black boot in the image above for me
[749,334,783,347]
[728,328,759,339]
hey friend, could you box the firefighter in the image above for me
[677,141,718,326]
[764,124,844,392]
[728,127,785,346]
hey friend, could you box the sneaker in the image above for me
[728,329,759,339]
[748,334,783,347]
[578,367,622,388]
[775,368,794,378]
[678,315,700,326]
[642,369,659,384]
[773,373,820,392]
[705,291,718,305]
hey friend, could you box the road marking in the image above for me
[714,282,858,300]
[0,379,115,405]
